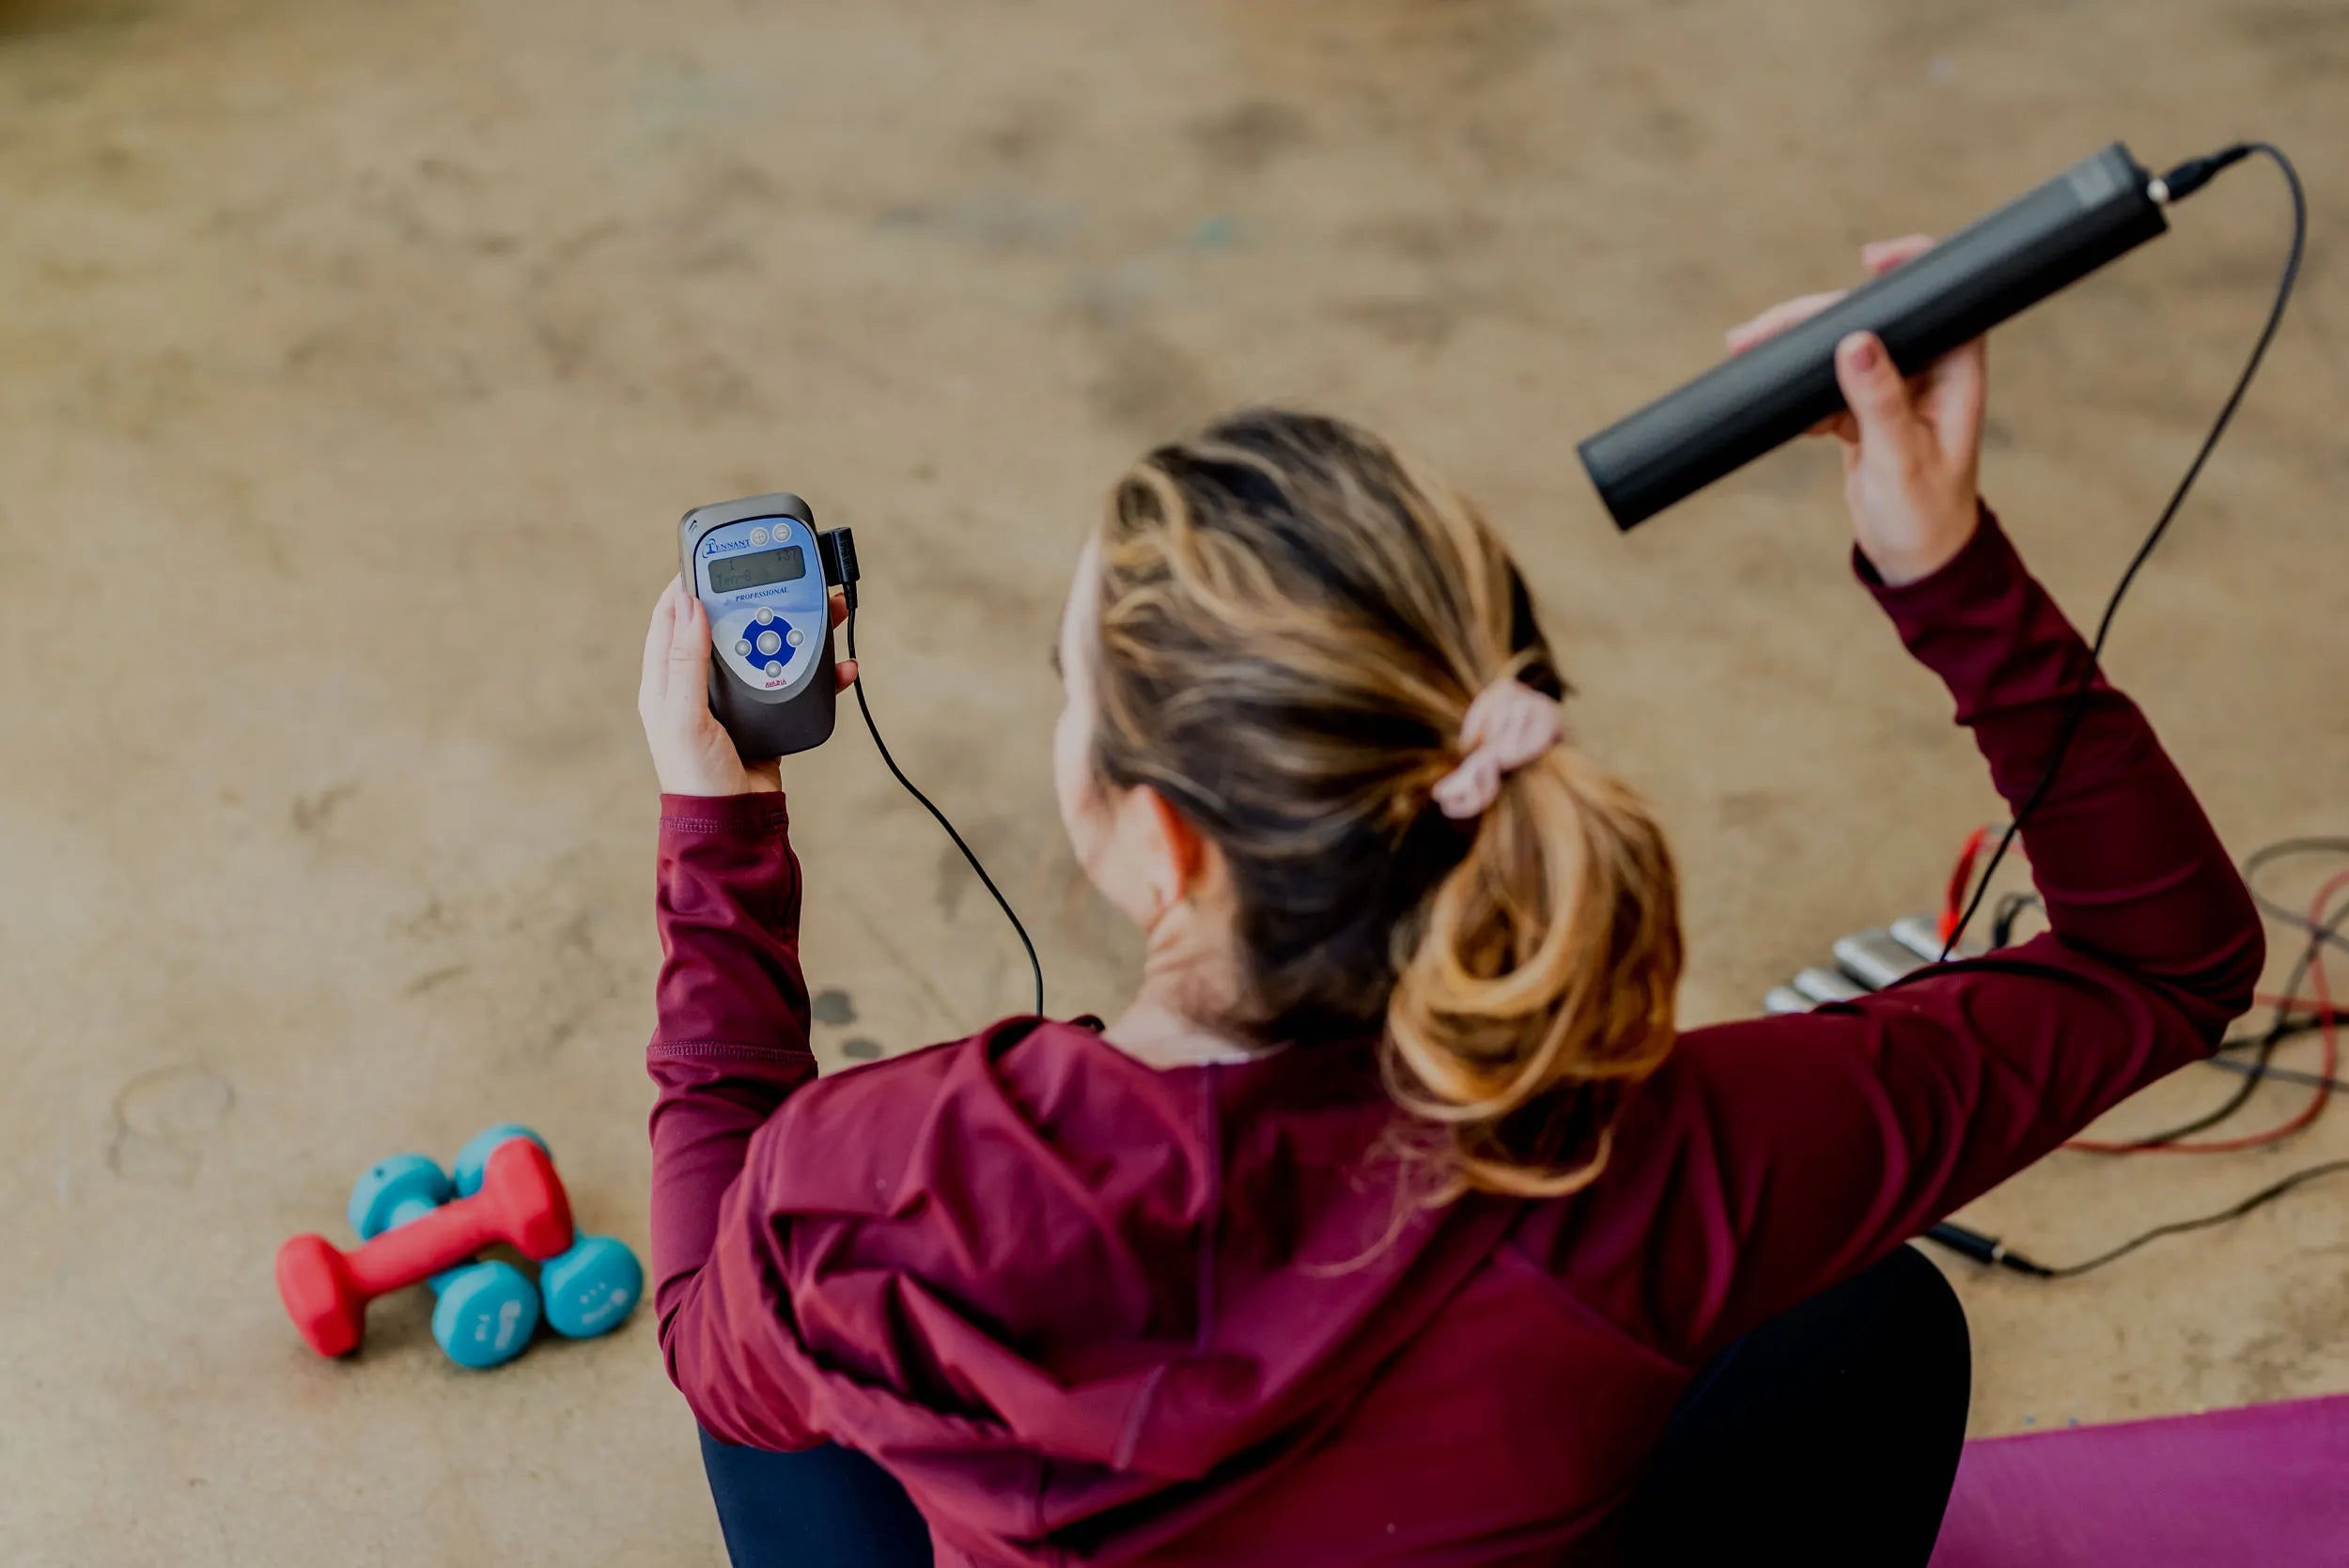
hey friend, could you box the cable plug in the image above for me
[1922,1221,2055,1278]
[2152,145,2252,205]
[819,526,861,615]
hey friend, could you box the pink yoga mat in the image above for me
[1929,1392,2349,1567]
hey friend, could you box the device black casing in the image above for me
[679,492,839,759]
[1579,142,2170,530]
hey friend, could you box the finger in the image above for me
[829,588,849,629]
[1919,335,1988,463]
[1725,290,1847,353]
[1860,234,1936,275]
[1833,332,1929,460]
[663,588,713,724]
[641,579,681,710]
[833,658,860,691]
[1805,410,1859,441]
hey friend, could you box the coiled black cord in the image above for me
[1941,143,2306,955]
[844,587,1047,1018]
[1931,850,2349,1279]
[1923,144,2325,1280]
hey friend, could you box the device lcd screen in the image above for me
[708,544,807,594]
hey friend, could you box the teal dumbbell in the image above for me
[347,1155,541,1370]
[451,1126,643,1341]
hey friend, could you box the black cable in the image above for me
[2035,1159,2349,1279]
[2204,1047,2349,1097]
[1988,890,2041,949]
[2085,882,2347,1148]
[1929,1157,2349,1281]
[1941,144,2306,958]
[2111,937,2300,1143]
[843,592,1047,1017]
[2199,944,2349,1096]
[1925,846,2349,1278]
[2245,837,2349,956]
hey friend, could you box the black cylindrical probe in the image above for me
[1579,143,2172,530]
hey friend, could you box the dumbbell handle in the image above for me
[343,1141,571,1296]
[379,1195,490,1295]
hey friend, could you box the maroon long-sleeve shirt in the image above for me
[646,514,2263,1566]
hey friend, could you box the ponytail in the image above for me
[1087,407,1684,1203]
[1384,743,1681,1200]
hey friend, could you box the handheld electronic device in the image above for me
[675,491,1047,1017]
[1583,141,2198,530]
[678,493,848,759]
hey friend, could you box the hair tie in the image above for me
[1431,678,1562,820]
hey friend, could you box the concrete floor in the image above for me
[5,0,2348,1560]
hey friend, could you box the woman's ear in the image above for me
[1139,786,1210,906]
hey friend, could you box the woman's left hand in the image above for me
[1725,235,1985,586]
[638,578,858,798]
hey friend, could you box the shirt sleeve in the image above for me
[644,790,826,1448]
[1531,511,2266,1363]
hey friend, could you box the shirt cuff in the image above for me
[1852,505,2020,632]
[658,792,790,834]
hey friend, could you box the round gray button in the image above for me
[754,608,774,626]
[764,660,783,677]
[786,629,804,648]
[755,629,783,656]
[749,526,769,546]
[733,639,751,658]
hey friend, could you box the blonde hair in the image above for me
[1086,410,1683,1201]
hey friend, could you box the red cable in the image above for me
[2066,869,2347,1155]
[2253,992,2349,1018]
[1939,826,1993,948]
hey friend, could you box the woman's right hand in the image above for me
[1725,236,1985,586]
[637,578,858,798]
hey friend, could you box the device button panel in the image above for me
[692,513,828,693]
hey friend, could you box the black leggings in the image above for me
[699,1244,1969,1567]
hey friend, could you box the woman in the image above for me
[634,242,2263,1566]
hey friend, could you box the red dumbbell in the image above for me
[276,1138,574,1358]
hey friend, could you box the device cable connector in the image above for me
[2150,145,2253,206]
[818,526,862,615]
[1921,1220,2055,1278]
